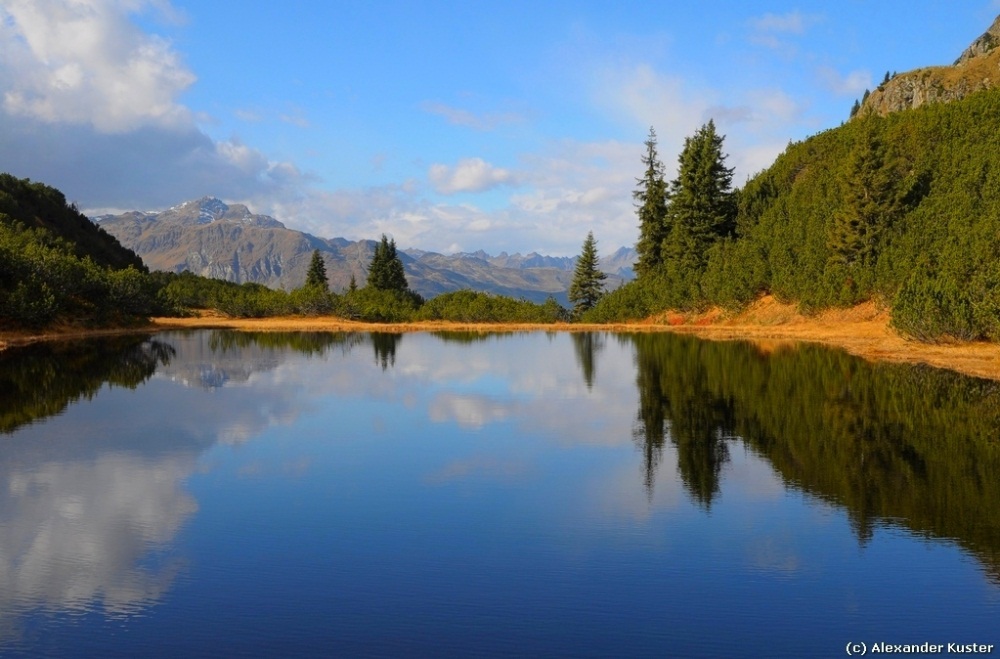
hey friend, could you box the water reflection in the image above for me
[0,335,174,433]
[627,333,1000,580]
[631,334,734,506]
[0,452,196,616]
[571,332,605,390]
[371,332,402,370]
[0,331,366,633]
[1,329,999,654]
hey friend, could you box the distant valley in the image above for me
[95,198,635,305]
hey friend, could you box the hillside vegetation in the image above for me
[0,174,144,271]
[589,85,1000,342]
[0,175,159,328]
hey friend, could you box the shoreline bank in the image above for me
[3,297,999,381]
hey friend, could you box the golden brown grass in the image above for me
[3,298,1000,381]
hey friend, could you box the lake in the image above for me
[1,330,998,657]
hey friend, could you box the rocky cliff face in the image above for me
[955,15,1000,64]
[860,15,1000,117]
[95,197,635,304]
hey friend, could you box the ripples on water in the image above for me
[0,330,997,657]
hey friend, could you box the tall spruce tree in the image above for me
[634,127,669,278]
[568,231,608,318]
[662,120,736,290]
[305,249,329,291]
[367,234,409,292]
[828,122,899,270]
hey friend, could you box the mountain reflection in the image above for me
[629,333,1000,580]
[163,331,365,388]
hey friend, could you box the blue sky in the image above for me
[1,1,997,255]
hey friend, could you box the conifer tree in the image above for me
[662,120,736,282]
[367,234,409,292]
[569,231,608,318]
[634,127,669,278]
[305,249,329,291]
[828,121,900,269]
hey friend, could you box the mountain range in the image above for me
[94,198,635,305]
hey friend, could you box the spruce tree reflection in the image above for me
[571,332,605,390]
[370,333,402,371]
[632,335,668,497]
[631,334,732,507]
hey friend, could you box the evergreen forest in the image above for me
[588,87,1000,341]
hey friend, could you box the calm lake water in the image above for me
[1,330,998,657]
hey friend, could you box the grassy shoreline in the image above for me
[3,296,1000,381]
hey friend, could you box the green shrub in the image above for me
[582,276,676,323]
[341,287,422,322]
[415,289,566,323]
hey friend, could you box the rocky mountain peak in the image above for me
[157,197,284,228]
[859,14,1000,118]
[955,14,1000,64]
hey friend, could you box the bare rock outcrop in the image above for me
[859,15,1000,117]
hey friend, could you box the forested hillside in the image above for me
[590,85,1000,341]
[0,174,144,270]
[0,175,159,328]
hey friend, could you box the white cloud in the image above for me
[420,101,524,131]
[0,0,316,216]
[247,136,643,256]
[751,11,813,34]
[428,157,518,195]
[234,108,263,122]
[817,66,873,96]
[0,453,197,616]
[0,0,195,132]
[747,11,823,51]
[592,62,711,149]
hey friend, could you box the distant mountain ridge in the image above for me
[95,197,635,304]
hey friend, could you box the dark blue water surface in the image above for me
[0,330,998,657]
